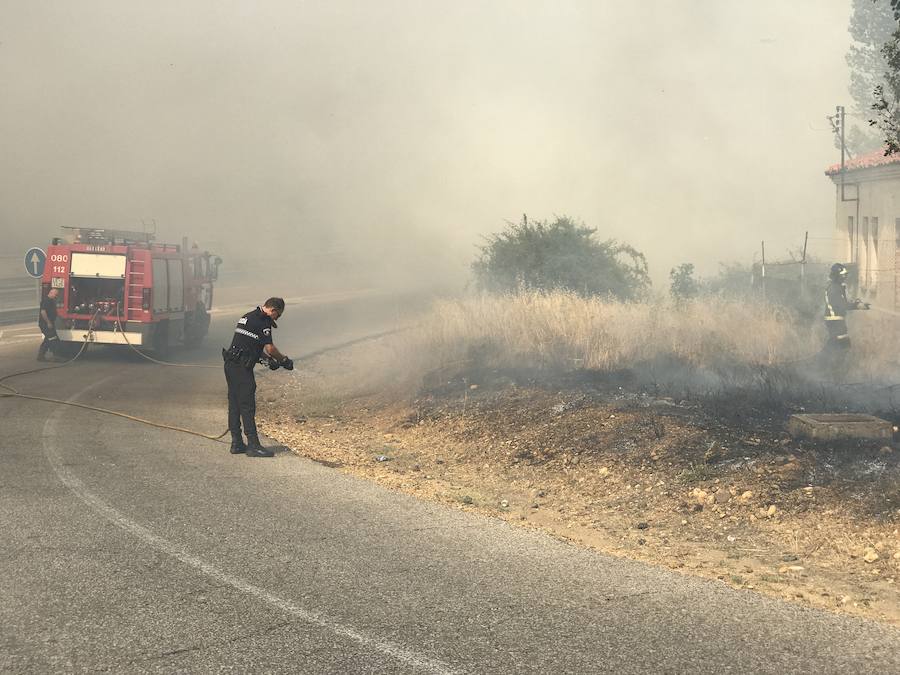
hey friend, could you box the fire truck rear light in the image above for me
[142,288,151,311]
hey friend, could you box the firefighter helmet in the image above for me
[830,263,848,281]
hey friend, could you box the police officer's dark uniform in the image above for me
[37,290,60,361]
[223,301,291,457]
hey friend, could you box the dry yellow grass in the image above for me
[396,291,820,385]
[292,292,900,404]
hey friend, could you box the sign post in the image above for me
[25,247,46,308]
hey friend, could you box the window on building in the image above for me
[871,217,879,295]
[862,217,870,289]
[848,216,855,260]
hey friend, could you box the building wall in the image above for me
[832,167,900,313]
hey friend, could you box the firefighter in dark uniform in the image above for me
[37,287,60,361]
[823,262,868,363]
[223,297,293,457]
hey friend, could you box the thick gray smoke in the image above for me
[0,1,852,292]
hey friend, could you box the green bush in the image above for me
[700,261,753,297]
[472,216,650,300]
[670,263,699,300]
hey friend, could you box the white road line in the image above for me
[1,336,41,345]
[40,375,456,674]
[3,327,39,336]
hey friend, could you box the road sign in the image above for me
[24,247,46,279]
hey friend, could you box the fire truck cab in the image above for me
[42,227,220,354]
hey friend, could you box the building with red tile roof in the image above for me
[825,148,900,176]
[826,148,900,311]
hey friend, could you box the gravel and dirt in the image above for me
[257,336,900,626]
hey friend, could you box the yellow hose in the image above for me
[113,307,219,368]
[1,308,409,444]
[0,390,229,441]
[0,309,229,443]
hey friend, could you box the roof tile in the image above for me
[825,148,900,175]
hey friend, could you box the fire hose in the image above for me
[0,307,409,445]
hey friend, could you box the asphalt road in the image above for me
[2,292,900,673]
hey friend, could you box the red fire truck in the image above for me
[42,227,221,354]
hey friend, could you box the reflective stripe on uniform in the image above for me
[836,334,850,340]
[234,327,259,340]
[824,316,846,321]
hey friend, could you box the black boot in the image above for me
[230,434,247,455]
[245,434,274,458]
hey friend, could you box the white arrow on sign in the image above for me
[24,248,46,278]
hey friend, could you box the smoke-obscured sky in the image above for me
[0,1,855,289]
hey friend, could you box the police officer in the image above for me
[223,297,293,457]
[824,262,868,354]
[37,287,60,361]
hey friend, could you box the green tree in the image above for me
[699,261,753,297]
[472,215,650,300]
[871,25,900,154]
[669,263,699,301]
[845,0,896,154]
[889,0,900,20]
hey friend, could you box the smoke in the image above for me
[0,1,852,292]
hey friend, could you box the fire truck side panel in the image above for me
[148,255,186,348]
[44,245,70,306]
[168,258,184,312]
[151,258,167,313]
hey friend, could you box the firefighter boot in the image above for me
[230,433,247,455]
[245,434,274,458]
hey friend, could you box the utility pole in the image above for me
[761,241,766,302]
[831,104,859,264]
[838,105,846,171]
[800,231,808,299]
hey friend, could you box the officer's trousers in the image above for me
[224,362,257,437]
[38,324,59,358]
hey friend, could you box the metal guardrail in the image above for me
[0,308,36,326]
[0,280,38,291]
